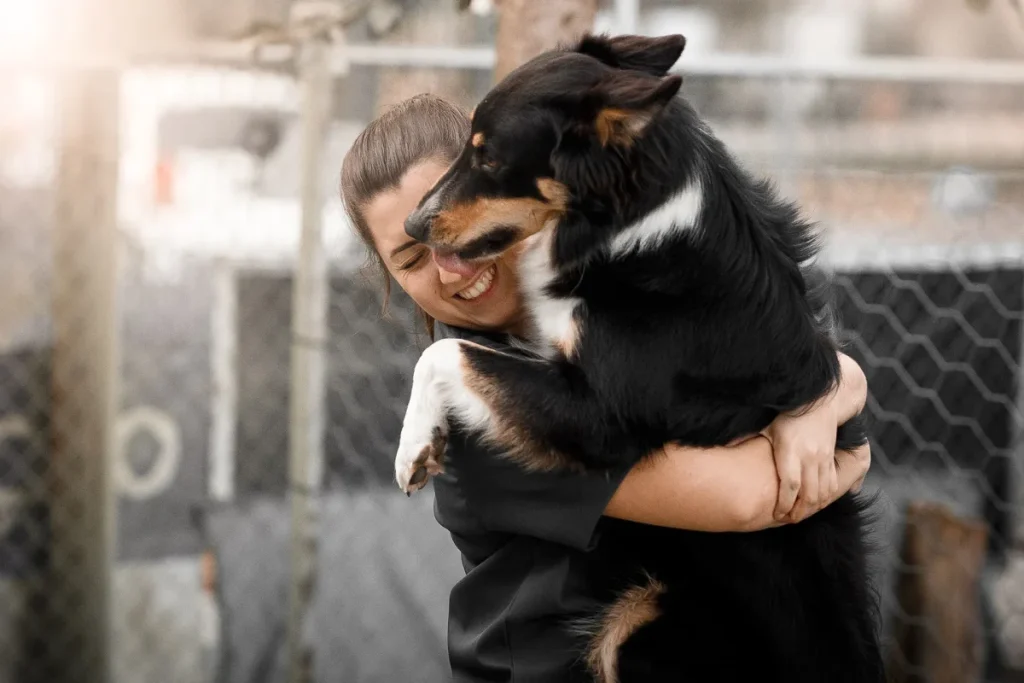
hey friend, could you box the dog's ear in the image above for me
[576,34,686,76]
[589,71,682,147]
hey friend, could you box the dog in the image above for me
[396,33,884,683]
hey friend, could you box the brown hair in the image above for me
[340,94,471,337]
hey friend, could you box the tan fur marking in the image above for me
[536,177,570,206]
[431,179,569,251]
[471,132,485,148]
[586,577,666,683]
[595,108,652,147]
[556,315,580,359]
[461,355,581,472]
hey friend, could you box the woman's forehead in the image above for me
[365,160,448,250]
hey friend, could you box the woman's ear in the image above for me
[588,71,683,147]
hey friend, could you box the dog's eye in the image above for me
[476,149,500,172]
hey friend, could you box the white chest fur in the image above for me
[516,185,703,357]
[518,228,581,358]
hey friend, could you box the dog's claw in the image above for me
[410,466,429,488]
[395,431,448,496]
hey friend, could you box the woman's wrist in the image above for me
[834,352,868,423]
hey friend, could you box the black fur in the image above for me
[410,34,884,682]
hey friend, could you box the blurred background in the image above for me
[0,0,1022,681]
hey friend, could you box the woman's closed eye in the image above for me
[397,247,429,271]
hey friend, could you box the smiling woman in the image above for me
[364,164,527,334]
[343,113,530,336]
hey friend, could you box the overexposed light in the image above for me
[0,0,52,58]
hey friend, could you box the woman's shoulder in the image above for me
[434,322,515,350]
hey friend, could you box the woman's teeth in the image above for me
[457,265,496,301]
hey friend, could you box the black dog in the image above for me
[395,33,883,683]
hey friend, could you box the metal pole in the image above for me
[613,0,639,34]
[286,8,334,682]
[7,45,1024,86]
[1014,272,1024,548]
[770,74,802,198]
[47,50,121,683]
[209,261,238,503]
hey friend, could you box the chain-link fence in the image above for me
[1,1,1023,682]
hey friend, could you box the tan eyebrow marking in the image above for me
[472,132,485,148]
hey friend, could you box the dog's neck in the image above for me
[550,100,711,269]
[559,99,815,298]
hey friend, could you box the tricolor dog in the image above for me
[396,33,883,683]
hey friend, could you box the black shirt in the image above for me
[431,323,630,682]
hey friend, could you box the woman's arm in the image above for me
[603,437,870,532]
[604,352,871,532]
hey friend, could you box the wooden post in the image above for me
[493,0,598,82]
[888,501,989,683]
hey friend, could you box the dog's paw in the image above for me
[395,428,448,495]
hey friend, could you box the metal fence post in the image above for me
[47,53,121,683]
[1015,273,1024,548]
[287,3,335,681]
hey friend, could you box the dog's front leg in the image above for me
[395,338,495,494]
[397,337,606,494]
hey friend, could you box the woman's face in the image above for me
[364,159,526,335]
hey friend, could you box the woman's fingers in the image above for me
[791,461,821,523]
[773,445,802,520]
[835,443,871,497]
[785,444,870,523]
[822,457,839,503]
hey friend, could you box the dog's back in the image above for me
[547,90,884,683]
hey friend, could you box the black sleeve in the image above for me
[434,324,631,552]
[444,430,629,551]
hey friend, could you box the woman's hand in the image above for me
[766,440,871,526]
[761,353,868,523]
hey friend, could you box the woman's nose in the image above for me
[436,265,464,286]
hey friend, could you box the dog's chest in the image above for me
[518,231,582,358]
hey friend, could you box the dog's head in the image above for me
[405,33,686,271]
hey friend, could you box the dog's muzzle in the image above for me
[405,204,435,243]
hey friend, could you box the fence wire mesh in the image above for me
[1,4,1023,683]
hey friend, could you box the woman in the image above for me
[341,94,871,682]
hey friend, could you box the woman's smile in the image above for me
[454,263,498,301]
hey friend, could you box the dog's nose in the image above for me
[405,206,434,243]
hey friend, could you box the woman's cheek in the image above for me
[401,272,434,312]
